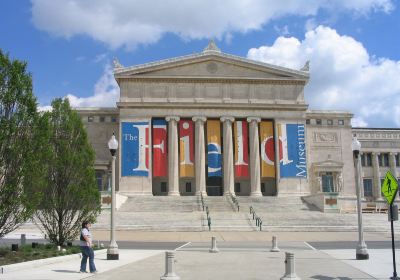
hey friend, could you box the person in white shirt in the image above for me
[79,221,97,273]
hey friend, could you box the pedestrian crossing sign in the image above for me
[381,171,399,205]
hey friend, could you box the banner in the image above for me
[152,119,167,177]
[179,120,194,177]
[234,121,249,177]
[278,123,307,178]
[207,120,222,177]
[121,121,150,177]
[259,121,276,178]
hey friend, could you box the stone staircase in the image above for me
[93,195,400,232]
[118,196,200,212]
[201,196,255,231]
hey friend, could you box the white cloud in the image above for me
[247,26,400,128]
[31,0,393,50]
[65,64,119,107]
[38,105,52,112]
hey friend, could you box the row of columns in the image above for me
[364,152,399,199]
[165,116,267,196]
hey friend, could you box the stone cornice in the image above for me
[117,101,308,111]
[115,76,307,85]
[353,129,400,141]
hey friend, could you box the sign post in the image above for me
[381,171,399,280]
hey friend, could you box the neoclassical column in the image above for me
[372,152,382,200]
[247,117,262,196]
[221,116,235,196]
[166,116,180,196]
[192,116,207,196]
[389,152,399,178]
[274,121,281,194]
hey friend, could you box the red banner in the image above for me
[179,120,194,177]
[152,119,167,177]
[234,121,249,177]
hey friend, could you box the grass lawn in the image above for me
[0,243,100,266]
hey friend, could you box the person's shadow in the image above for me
[310,276,353,280]
[52,269,80,273]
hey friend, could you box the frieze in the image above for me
[313,132,338,143]
[354,131,400,141]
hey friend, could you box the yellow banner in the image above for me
[207,120,222,177]
[179,120,194,177]
[259,121,276,178]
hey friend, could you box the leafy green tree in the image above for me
[36,98,101,246]
[0,50,45,238]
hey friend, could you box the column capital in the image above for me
[220,116,235,123]
[192,116,207,123]
[165,116,180,122]
[247,117,261,123]
[372,152,380,156]
[389,152,397,156]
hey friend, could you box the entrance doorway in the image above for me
[322,172,334,193]
[206,176,222,196]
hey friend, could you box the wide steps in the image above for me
[118,196,200,212]
[237,196,312,213]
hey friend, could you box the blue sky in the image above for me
[1,0,400,127]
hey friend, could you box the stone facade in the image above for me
[77,43,400,211]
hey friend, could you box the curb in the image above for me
[0,249,107,273]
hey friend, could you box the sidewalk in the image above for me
[1,241,400,279]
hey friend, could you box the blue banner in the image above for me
[122,121,150,177]
[279,124,307,178]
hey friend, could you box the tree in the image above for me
[36,98,101,246]
[0,50,45,238]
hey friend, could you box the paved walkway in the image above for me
[2,231,400,279]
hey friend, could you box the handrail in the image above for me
[201,193,211,231]
[249,206,263,231]
[230,194,240,212]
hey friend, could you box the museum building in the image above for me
[77,42,400,211]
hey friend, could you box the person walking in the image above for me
[79,221,97,273]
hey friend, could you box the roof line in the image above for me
[114,51,309,78]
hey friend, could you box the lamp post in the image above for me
[107,132,119,260]
[351,136,369,260]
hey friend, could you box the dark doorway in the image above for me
[206,177,222,196]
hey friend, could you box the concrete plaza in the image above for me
[1,231,400,279]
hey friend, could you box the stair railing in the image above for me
[201,193,211,231]
[249,206,263,231]
[230,194,240,212]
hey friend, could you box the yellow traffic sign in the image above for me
[381,171,399,205]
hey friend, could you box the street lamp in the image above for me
[351,136,369,260]
[107,132,119,260]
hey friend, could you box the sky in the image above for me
[1,0,400,128]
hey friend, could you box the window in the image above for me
[161,182,167,192]
[396,154,400,167]
[261,183,265,193]
[322,173,334,192]
[316,119,322,125]
[362,153,372,167]
[306,119,310,125]
[99,116,105,122]
[185,182,192,193]
[235,183,241,193]
[88,116,94,122]
[327,119,333,125]
[338,120,344,125]
[95,171,105,191]
[363,179,373,197]
[111,116,117,123]
[379,153,389,167]
[366,153,372,166]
